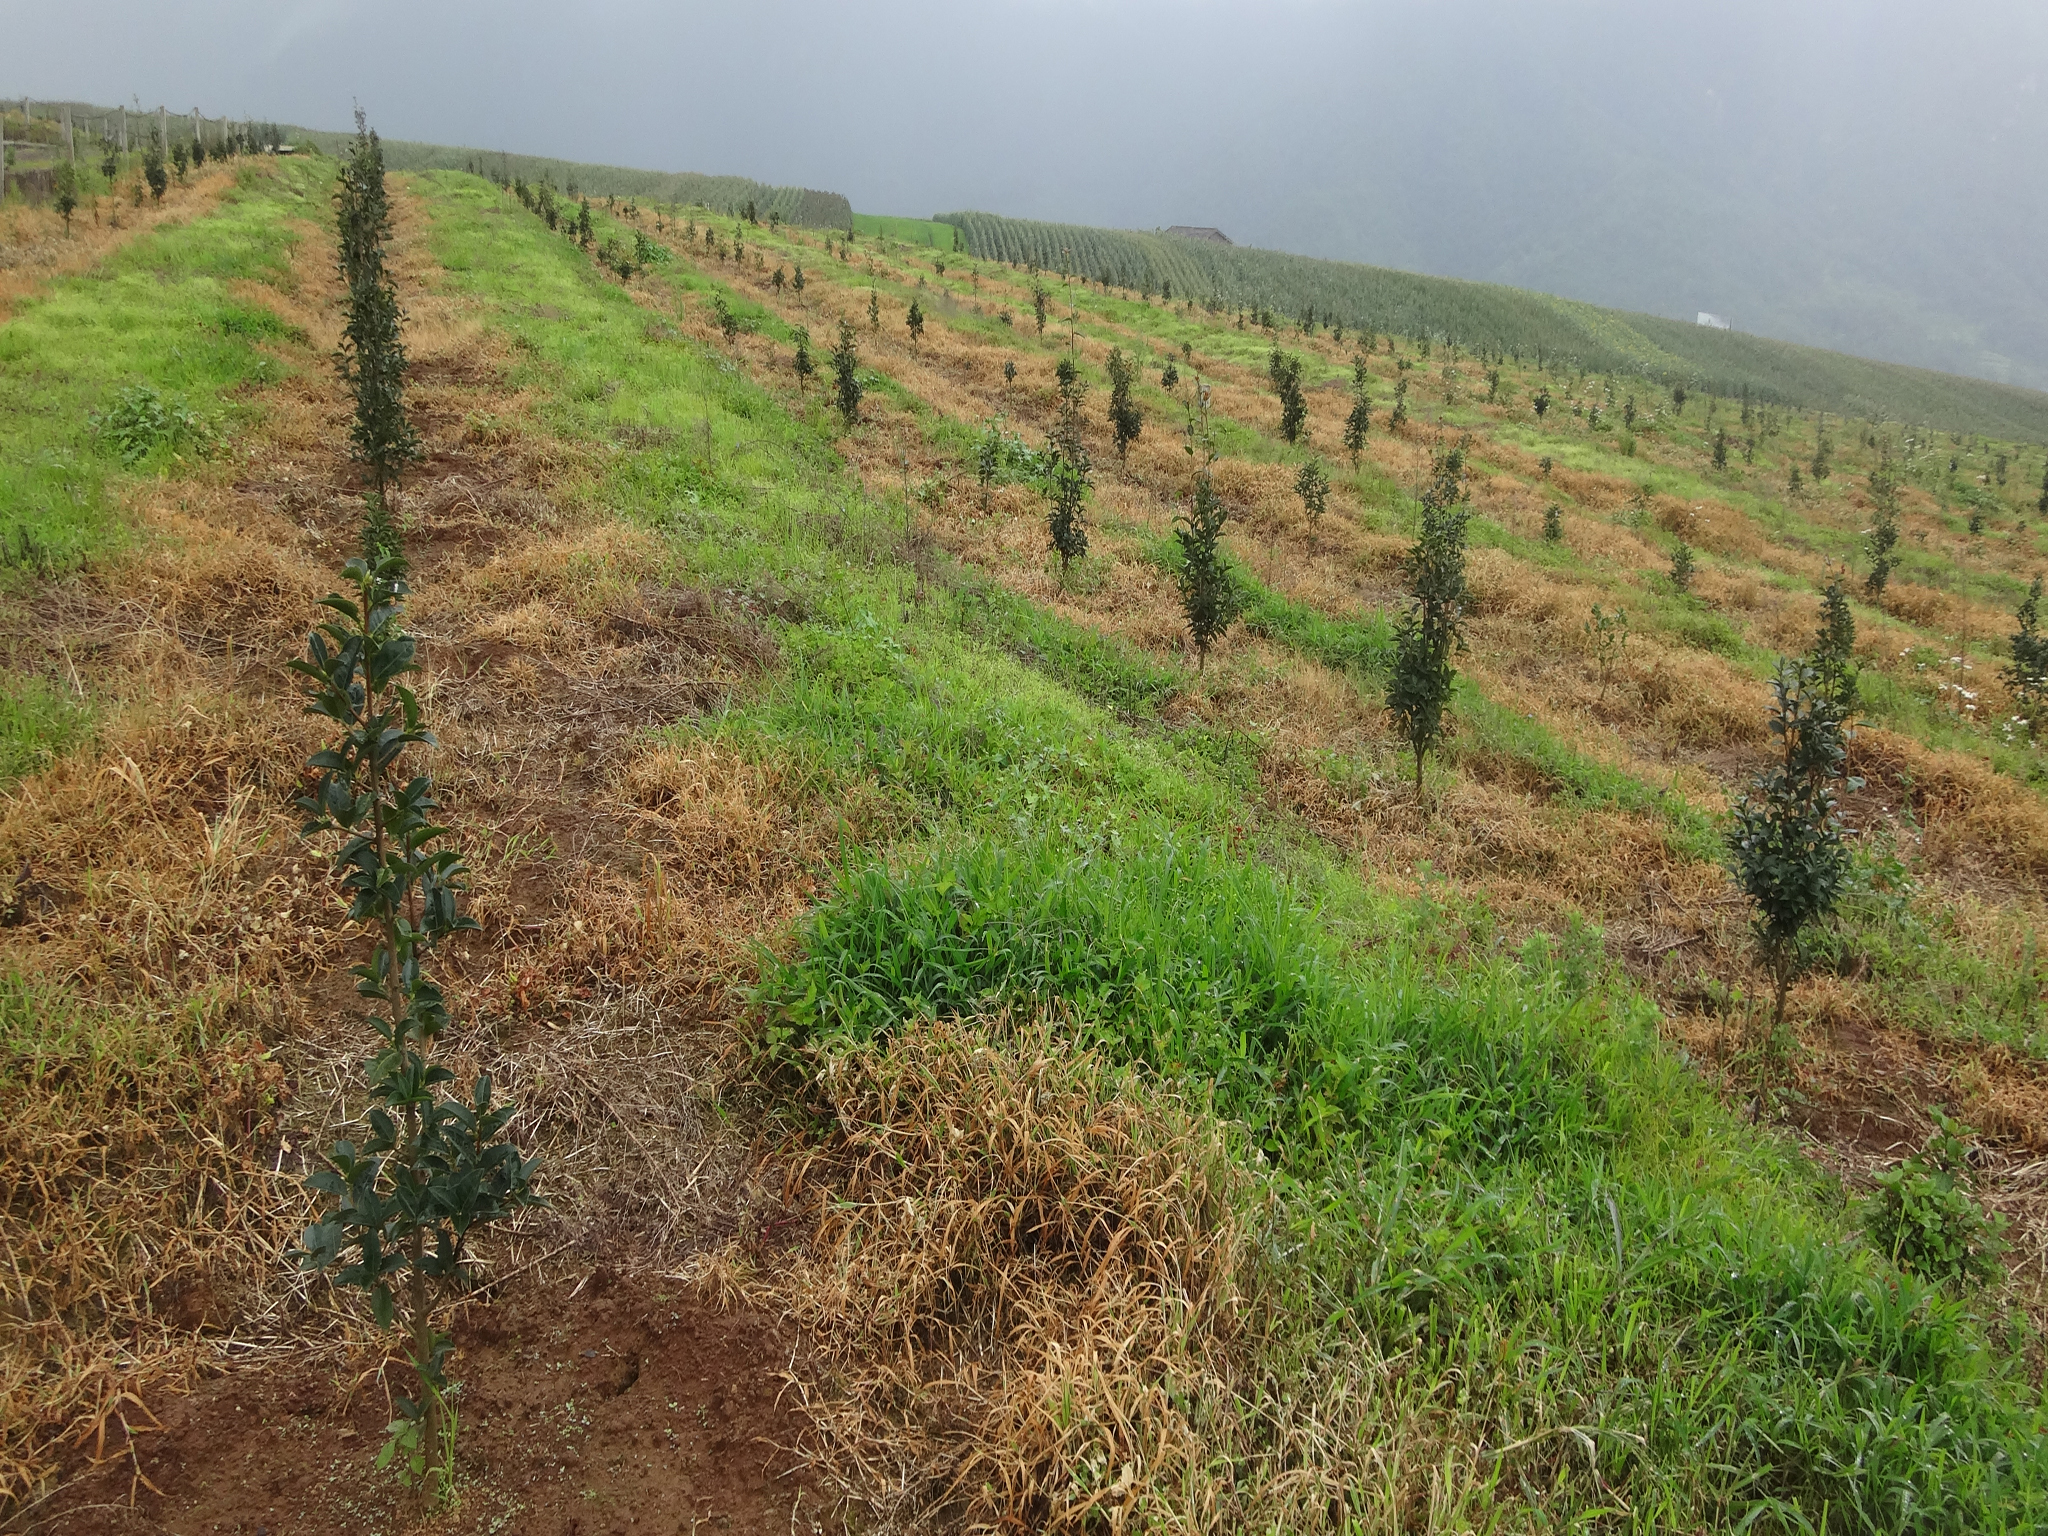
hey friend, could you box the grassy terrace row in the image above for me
[429,174,2048,1528]
[0,160,322,784]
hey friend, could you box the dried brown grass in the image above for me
[698,1019,1510,1534]
[770,1019,1250,1533]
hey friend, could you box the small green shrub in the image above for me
[1729,659,1855,1030]
[93,384,210,465]
[1670,539,1695,592]
[1866,454,1902,598]
[832,320,863,426]
[2003,574,2048,735]
[1863,1109,2006,1286]
[1388,443,1471,790]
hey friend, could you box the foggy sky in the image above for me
[10,0,2047,390]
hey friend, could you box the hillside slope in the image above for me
[8,151,2048,1531]
[940,208,2048,442]
[285,126,853,229]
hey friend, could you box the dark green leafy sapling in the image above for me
[1271,348,1308,444]
[791,325,814,393]
[1862,1108,2005,1287]
[1174,402,1237,670]
[1810,574,1858,722]
[334,117,421,513]
[1295,456,1330,539]
[291,551,541,1498]
[1043,358,1092,583]
[1670,539,1695,593]
[100,141,119,185]
[1864,453,1901,598]
[575,198,593,248]
[2004,574,2048,737]
[1031,283,1048,335]
[1159,360,1179,394]
[53,161,80,234]
[1344,353,1371,467]
[1712,427,1729,471]
[1387,443,1471,794]
[1729,659,1857,1034]
[171,140,189,184]
[1044,455,1089,585]
[1531,386,1551,419]
[143,132,168,201]
[1542,504,1563,542]
[712,295,741,345]
[1105,347,1142,463]
[832,320,862,427]
[1389,375,1410,429]
[905,297,924,352]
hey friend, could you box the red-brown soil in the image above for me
[33,1274,821,1536]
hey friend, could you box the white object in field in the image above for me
[1697,312,1730,330]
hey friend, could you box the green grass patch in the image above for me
[760,835,2047,1532]
[0,159,320,580]
[0,675,91,786]
[854,213,960,251]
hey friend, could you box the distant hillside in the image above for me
[284,125,851,230]
[939,210,2048,443]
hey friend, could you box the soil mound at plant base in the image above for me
[39,1273,817,1536]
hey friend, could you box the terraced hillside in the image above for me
[6,157,2048,1532]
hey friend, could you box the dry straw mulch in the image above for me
[767,1019,1253,1533]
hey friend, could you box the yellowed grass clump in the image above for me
[773,1020,1249,1533]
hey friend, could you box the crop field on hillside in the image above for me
[939,208,2048,441]
[5,145,2048,1533]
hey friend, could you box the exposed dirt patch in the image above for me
[33,1274,820,1536]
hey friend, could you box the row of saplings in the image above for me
[46,121,285,233]
[983,341,2017,1292]
[759,236,2019,1295]
[282,120,2012,1509]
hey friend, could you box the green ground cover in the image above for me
[425,171,2048,1531]
[851,212,961,250]
[0,157,321,776]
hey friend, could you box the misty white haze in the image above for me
[10,0,2047,391]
